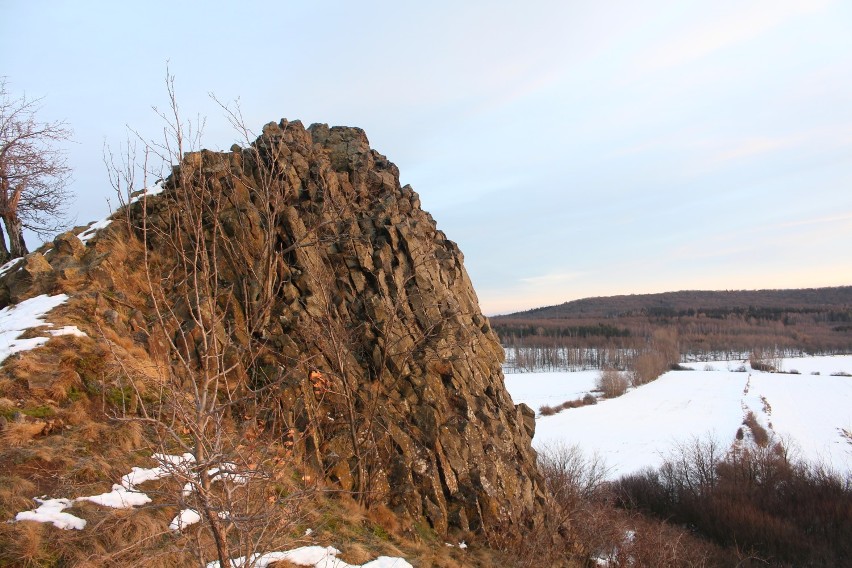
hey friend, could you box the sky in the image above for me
[2,0,851,315]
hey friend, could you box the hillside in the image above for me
[500,287,852,319]
[493,287,852,363]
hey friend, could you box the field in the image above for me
[505,355,852,478]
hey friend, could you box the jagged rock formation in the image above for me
[0,120,545,542]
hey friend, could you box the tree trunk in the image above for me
[4,213,28,259]
[0,226,9,264]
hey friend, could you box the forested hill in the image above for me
[500,287,852,319]
[492,286,852,361]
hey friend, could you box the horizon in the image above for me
[3,1,852,314]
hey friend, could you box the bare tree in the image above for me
[0,78,72,262]
[101,73,315,568]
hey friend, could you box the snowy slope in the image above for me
[505,355,852,479]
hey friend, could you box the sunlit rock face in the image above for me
[1,119,546,541]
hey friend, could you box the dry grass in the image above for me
[0,520,54,567]
[2,421,47,446]
[337,542,374,564]
[366,503,401,536]
[0,475,37,518]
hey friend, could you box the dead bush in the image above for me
[534,444,722,567]
[596,367,629,398]
[749,348,781,372]
[538,404,557,416]
[538,442,610,502]
[615,437,852,566]
[629,351,667,386]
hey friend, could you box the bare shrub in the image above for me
[538,404,557,417]
[629,352,666,386]
[596,366,629,398]
[615,437,852,566]
[534,444,721,567]
[749,348,781,372]
[538,443,610,502]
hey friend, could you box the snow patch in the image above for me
[77,181,166,245]
[47,325,87,337]
[205,545,414,568]
[14,453,197,529]
[0,258,22,278]
[169,508,202,532]
[0,293,70,365]
[15,498,86,530]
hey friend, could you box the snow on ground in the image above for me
[0,293,71,365]
[0,258,22,278]
[506,355,852,479]
[46,325,87,337]
[683,354,852,376]
[206,546,414,568]
[14,453,414,567]
[14,498,87,530]
[503,370,599,414]
[77,218,112,244]
[16,453,196,528]
[77,181,166,245]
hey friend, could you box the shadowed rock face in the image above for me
[1,119,545,539]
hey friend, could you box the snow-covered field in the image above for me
[504,371,599,413]
[505,355,852,479]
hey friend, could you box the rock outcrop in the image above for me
[0,119,545,541]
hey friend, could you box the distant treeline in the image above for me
[494,286,852,368]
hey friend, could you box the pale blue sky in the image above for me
[3,0,851,314]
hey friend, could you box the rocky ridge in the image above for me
[0,120,544,547]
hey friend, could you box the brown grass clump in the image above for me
[0,475,37,517]
[0,396,15,415]
[2,421,47,446]
[337,542,374,564]
[112,420,144,452]
[366,503,401,536]
[267,561,301,568]
[0,521,54,567]
[76,420,111,444]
